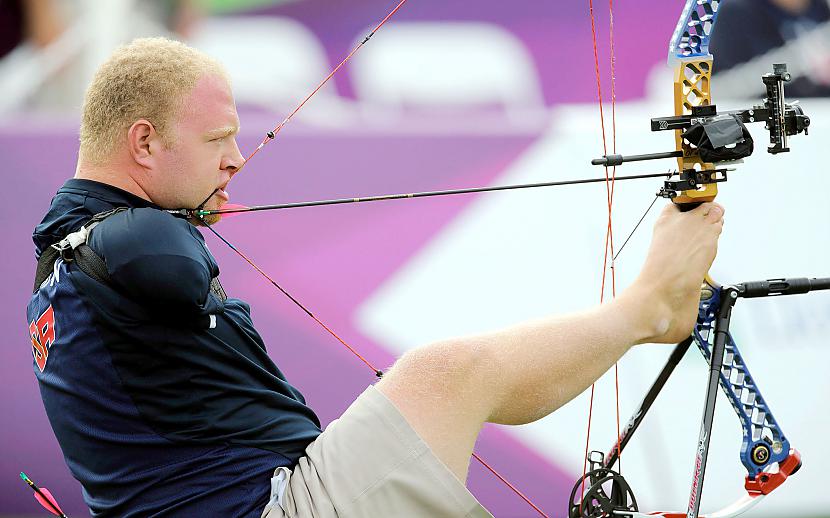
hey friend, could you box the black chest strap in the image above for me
[33,208,126,293]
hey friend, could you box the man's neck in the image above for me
[75,160,153,203]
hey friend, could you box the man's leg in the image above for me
[376,202,725,483]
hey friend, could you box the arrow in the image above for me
[195,171,676,217]
[20,472,67,518]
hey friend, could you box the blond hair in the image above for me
[80,37,226,164]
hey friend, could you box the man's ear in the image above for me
[127,119,156,167]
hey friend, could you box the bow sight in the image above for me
[592,64,810,200]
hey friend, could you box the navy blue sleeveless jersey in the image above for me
[27,179,322,517]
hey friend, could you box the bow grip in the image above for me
[676,201,703,212]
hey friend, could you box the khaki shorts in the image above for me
[261,385,492,518]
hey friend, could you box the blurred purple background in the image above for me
[2,1,682,516]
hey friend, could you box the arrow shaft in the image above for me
[198,171,673,216]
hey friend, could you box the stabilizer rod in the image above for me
[591,150,683,167]
[737,277,830,298]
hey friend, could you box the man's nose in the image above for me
[224,140,245,175]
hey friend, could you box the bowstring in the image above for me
[242,0,410,168]
[203,1,549,515]
[201,221,384,377]
[583,0,621,510]
[608,0,623,477]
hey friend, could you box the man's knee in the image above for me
[376,339,499,481]
[381,338,497,406]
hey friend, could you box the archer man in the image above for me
[27,37,724,517]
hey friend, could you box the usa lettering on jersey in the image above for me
[29,305,56,372]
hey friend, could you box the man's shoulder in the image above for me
[89,208,210,269]
[95,207,200,246]
[86,207,220,308]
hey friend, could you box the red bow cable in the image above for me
[582,0,624,513]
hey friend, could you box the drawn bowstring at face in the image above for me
[76,38,244,224]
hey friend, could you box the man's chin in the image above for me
[189,212,222,226]
[187,200,224,226]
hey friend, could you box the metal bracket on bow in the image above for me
[591,64,811,201]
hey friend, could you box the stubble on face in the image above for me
[189,212,222,226]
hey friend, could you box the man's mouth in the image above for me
[215,183,230,203]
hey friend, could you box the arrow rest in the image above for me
[657,167,731,200]
[569,451,638,518]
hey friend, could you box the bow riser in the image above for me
[692,288,791,480]
[672,56,718,205]
[670,0,721,204]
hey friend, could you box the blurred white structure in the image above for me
[350,22,548,128]
[188,16,357,126]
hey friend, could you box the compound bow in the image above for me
[571,1,825,517]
